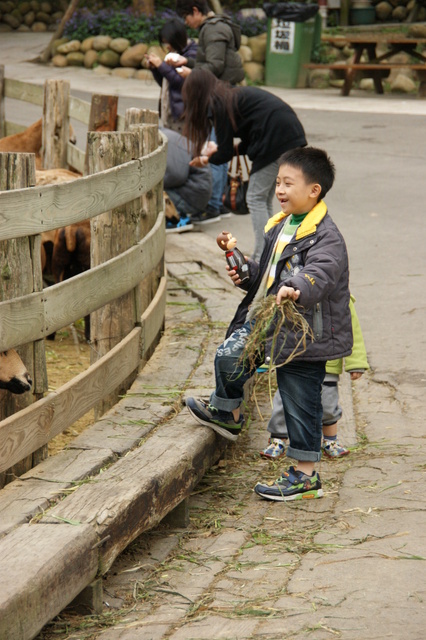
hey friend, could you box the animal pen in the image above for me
[0,71,192,639]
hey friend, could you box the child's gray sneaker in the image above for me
[186,397,244,441]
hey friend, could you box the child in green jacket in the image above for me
[261,296,369,459]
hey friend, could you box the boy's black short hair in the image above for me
[176,0,210,18]
[279,146,336,200]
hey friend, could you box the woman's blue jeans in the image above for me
[211,321,325,462]
[208,128,228,212]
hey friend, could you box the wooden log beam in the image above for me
[41,415,224,574]
[0,523,98,640]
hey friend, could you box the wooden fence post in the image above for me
[87,130,144,418]
[42,79,70,170]
[0,65,5,138]
[124,108,164,351]
[0,152,48,487]
[84,94,118,175]
[137,123,164,347]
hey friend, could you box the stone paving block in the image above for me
[168,615,259,639]
[99,624,171,640]
[287,552,426,637]
[314,509,426,556]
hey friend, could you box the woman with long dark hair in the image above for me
[182,69,307,259]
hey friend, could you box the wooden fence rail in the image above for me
[0,75,168,483]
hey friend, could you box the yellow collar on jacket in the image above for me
[264,200,328,239]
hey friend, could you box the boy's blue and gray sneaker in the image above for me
[186,397,244,442]
[254,466,323,501]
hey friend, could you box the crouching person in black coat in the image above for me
[162,127,212,233]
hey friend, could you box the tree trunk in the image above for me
[34,0,80,64]
[133,0,154,17]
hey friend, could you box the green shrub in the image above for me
[64,5,267,44]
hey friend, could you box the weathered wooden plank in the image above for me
[43,80,70,170]
[68,94,91,124]
[0,211,165,350]
[0,65,4,138]
[41,414,224,573]
[0,141,167,241]
[0,152,39,488]
[116,113,125,131]
[0,448,115,536]
[0,523,98,640]
[0,327,141,474]
[66,141,84,173]
[3,78,44,106]
[89,130,140,417]
[4,120,27,136]
[141,274,167,356]
[0,287,206,533]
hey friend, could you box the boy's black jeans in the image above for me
[210,320,325,462]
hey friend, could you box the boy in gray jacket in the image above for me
[186,147,353,501]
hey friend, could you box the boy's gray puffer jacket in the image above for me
[226,201,353,365]
[186,15,245,84]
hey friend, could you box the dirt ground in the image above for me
[45,320,94,456]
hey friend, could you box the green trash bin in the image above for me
[264,10,321,88]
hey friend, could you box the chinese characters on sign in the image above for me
[270,18,295,55]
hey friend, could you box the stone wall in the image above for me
[0,0,65,32]
[49,32,268,84]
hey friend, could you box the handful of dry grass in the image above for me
[242,295,313,373]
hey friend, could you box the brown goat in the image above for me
[38,170,82,278]
[0,119,77,169]
[52,220,91,284]
[35,168,81,186]
[0,350,32,394]
[51,220,91,341]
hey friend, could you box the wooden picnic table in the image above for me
[307,33,426,95]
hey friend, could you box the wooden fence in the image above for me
[0,74,168,484]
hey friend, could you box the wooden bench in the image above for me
[309,34,426,96]
[304,63,426,96]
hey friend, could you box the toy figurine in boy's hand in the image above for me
[216,231,249,284]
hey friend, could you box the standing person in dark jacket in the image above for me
[182,69,307,259]
[175,0,245,84]
[173,0,245,223]
[186,147,353,501]
[146,18,197,133]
